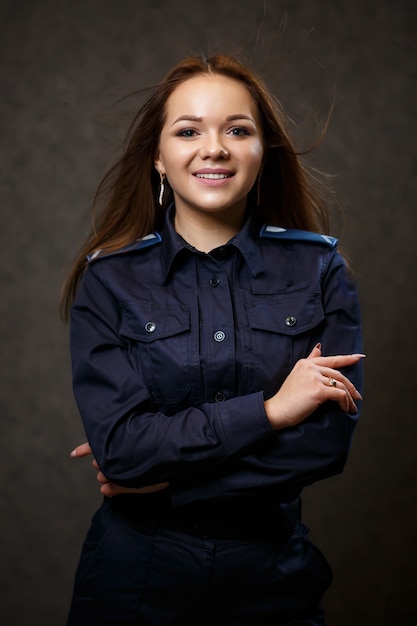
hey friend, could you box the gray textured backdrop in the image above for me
[1,1,416,624]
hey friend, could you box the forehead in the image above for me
[164,74,258,119]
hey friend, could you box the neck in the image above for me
[174,206,246,253]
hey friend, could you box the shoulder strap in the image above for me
[259,225,338,248]
[87,232,162,262]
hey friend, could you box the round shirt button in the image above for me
[214,330,226,342]
[215,392,225,402]
[144,321,157,333]
[285,316,297,327]
[210,277,220,287]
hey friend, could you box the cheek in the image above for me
[160,143,194,178]
[246,144,264,177]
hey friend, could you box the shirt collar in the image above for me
[159,204,264,282]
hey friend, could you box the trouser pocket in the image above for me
[67,499,156,625]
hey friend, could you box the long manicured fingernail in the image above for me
[70,449,77,458]
[352,353,366,358]
[315,343,321,350]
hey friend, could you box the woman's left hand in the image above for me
[70,443,169,496]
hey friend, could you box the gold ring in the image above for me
[328,377,337,387]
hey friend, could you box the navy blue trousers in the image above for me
[66,496,332,625]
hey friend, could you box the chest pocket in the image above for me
[247,291,324,336]
[119,300,191,404]
[245,291,325,397]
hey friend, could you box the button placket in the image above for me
[195,255,236,402]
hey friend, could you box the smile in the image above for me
[195,173,232,179]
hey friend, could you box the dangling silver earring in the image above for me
[158,172,165,206]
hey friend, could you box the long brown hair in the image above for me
[61,54,330,320]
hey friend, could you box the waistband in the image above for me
[110,492,301,541]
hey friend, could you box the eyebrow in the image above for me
[171,114,256,126]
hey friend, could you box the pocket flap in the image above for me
[247,292,324,335]
[120,301,190,342]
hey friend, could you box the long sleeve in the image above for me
[70,264,273,489]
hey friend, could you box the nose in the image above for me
[199,133,229,159]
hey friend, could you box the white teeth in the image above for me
[195,173,231,179]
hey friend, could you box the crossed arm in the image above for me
[71,344,364,497]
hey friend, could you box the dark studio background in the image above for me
[1,1,416,624]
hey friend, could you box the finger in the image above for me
[100,483,133,497]
[313,354,366,369]
[322,375,358,413]
[100,483,140,497]
[307,343,322,359]
[341,391,358,414]
[100,482,170,497]
[96,470,109,485]
[70,442,92,458]
[100,483,116,497]
[321,367,362,400]
[92,459,100,470]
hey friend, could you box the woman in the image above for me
[63,54,364,625]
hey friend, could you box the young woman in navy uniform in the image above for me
[63,54,364,625]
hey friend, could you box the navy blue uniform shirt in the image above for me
[70,208,363,508]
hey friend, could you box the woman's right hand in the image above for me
[264,344,364,431]
[70,442,169,496]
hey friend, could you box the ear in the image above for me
[154,154,165,176]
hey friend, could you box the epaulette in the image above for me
[87,232,162,262]
[259,225,338,248]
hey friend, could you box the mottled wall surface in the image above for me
[0,1,416,624]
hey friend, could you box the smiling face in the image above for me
[155,74,264,225]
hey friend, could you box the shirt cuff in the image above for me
[215,391,273,457]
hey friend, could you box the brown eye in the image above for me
[177,128,198,138]
[229,127,250,136]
